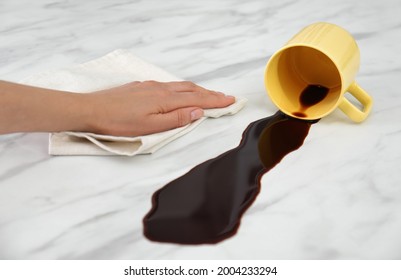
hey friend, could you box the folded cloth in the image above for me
[20,49,247,156]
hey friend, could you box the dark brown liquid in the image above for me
[143,111,318,244]
[293,84,329,118]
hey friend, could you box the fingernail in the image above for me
[190,109,204,121]
[226,95,236,100]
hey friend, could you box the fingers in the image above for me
[132,80,235,112]
[162,81,236,112]
[146,107,204,134]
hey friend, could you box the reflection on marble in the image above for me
[1,0,401,259]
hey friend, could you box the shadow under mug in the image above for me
[265,22,373,122]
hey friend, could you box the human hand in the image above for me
[83,81,236,136]
[0,80,235,136]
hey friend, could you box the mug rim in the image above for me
[265,44,345,120]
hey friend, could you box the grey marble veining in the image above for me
[1,0,401,259]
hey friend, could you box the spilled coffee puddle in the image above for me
[143,85,324,244]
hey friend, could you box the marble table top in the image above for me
[1,0,400,259]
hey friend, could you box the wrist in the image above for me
[54,92,96,133]
[72,93,98,133]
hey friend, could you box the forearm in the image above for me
[0,80,90,134]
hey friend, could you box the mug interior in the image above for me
[266,46,342,119]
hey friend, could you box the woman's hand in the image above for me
[0,80,235,136]
[84,81,235,136]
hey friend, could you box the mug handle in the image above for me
[338,81,373,122]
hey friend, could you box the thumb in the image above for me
[151,107,204,132]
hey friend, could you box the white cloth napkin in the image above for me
[20,49,247,156]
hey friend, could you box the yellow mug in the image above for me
[264,22,372,122]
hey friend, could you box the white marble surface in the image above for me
[1,0,401,259]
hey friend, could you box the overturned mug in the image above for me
[265,22,372,122]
